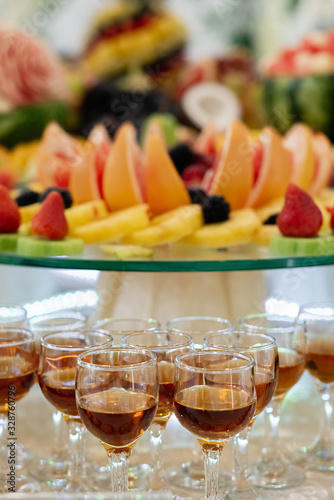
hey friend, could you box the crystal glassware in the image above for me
[165,316,233,491]
[38,328,112,492]
[0,328,39,493]
[76,347,159,493]
[122,330,193,487]
[204,330,278,500]
[298,303,334,470]
[240,313,306,489]
[0,306,27,328]
[174,350,256,500]
[29,311,86,490]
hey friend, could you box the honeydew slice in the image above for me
[0,234,21,252]
[270,234,334,257]
[17,236,84,258]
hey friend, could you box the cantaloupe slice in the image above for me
[69,141,101,205]
[283,124,315,190]
[103,123,144,212]
[207,121,253,210]
[246,127,291,208]
[145,131,190,216]
[194,122,217,155]
[88,124,112,198]
[308,133,332,196]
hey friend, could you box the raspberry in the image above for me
[277,184,322,237]
[32,192,68,240]
[0,185,20,233]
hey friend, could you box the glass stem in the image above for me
[203,446,222,500]
[107,451,129,492]
[66,419,87,486]
[316,383,333,448]
[51,411,68,458]
[231,427,250,492]
[150,421,164,476]
[262,398,283,461]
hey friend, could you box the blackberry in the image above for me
[169,143,196,175]
[264,214,278,225]
[202,196,230,224]
[40,188,73,209]
[15,190,40,207]
[188,188,208,205]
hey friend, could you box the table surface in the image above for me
[3,371,334,499]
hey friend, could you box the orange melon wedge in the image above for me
[102,123,144,212]
[69,141,101,205]
[246,127,291,208]
[308,133,332,196]
[88,124,112,198]
[283,123,315,190]
[145,131,190,215]
[208,121,253,210]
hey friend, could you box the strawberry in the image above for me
[182,164,208,189]
[0,185,20,233]
[277,184,322,237]
[0,170,16,190]
[32,191,68,240]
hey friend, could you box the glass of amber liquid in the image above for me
[0,328,39,493]
[174,350,256,500]
[76,347,159,493]
[38,329,112,492]
[204,330,278,500]
[240,313,306,489]
[122,330,193,486]
[298,302,334,470]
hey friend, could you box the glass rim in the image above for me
[204,330,277,352]
[93,317,160,332]
[0,327,35,347]
[29,311,86,332]
[0,304,27,319]
[77,347,157,371]
[122,330,194,349]
[175,350,254,374]
[298,302,334,317]
[239,313,300,333]
[40,329,113,351]
[166,316,233,331]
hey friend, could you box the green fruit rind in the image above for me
[0,234,21,252]
[16,236,84,258]
[270,234,334,256]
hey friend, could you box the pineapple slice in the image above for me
[73,204,150,244]
[253,225,280,246]
[181,209,261,248]
[19,203,41,224]
[123,205,203,246]
[66,200,108,234]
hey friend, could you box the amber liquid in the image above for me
[174,385,255,444]
[0,356,36,412]
[78,388,157,450]
[254,370,277,417]
[39,367,78,417]
[306,339,334,384]
[275,349,305,397]
[156,361,174,421]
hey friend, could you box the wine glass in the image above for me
[298,302,334,470]
[0,306,27,328]
[93,318,160,346]
[0,328,39,493]
[240,313,306,489]
[38,328,112,492]
[76,347,159,493]
[29,311,86,489]
[173,350,256,500]
[204,330,278,500]
[91,317,160,489]
[166,316,233,491]
[122,330,194,486]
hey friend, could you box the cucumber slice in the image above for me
[270,234,334,256]
[0,234,20,252]
[17,236,84,258]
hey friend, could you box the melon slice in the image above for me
[145,131,191,216]
[194,122,217,155]
[283,124,316,190]
[88,124,112,198]
[103,123,145,212]
[69,141,101,205]
[308,133,332,196]
[246,127,291,208]
[207,121,253,211]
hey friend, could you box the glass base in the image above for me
[95,463,151,491]
[298,442,334,471]
[1,473,41,494]
[166,460,230,492]
[225,485,263,500]
[251,458,305,490]
[29,456,70,490]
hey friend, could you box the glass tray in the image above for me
[0,243,334,272]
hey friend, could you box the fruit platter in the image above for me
[1,110,334,272]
